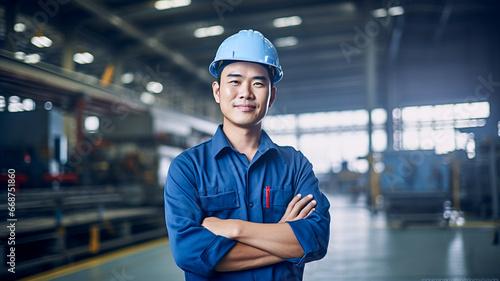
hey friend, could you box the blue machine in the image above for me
[379,151,452,225]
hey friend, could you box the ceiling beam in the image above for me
[71,0,213,84]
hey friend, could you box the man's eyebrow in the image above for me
[253,75,268,81]
[226,73,268,81]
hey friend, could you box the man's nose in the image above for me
[238,82,253,99]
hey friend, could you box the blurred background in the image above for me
[0,0,499,280]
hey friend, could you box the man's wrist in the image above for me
[228,219,243,240]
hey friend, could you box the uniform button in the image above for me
[249,202,254,207]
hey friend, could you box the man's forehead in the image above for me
[221,61,269,77]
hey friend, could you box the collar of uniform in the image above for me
[210,125,232,157]
[210,125,285,163]
[258,130,286,164]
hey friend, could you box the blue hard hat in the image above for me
[209,29,283,83]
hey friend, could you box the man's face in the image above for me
[212,61,276,129]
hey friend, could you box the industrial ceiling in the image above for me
[0,0,499,120]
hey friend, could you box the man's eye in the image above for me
[254,82,265,87]
[229,80,239,84]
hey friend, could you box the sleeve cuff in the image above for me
[285,220,319,266]
[197,235,237,272]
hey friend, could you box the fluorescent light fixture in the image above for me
[140,92,156,104]
[273,16,302,28]
[194,25,224,38]
[85,116,100,132]
[22,99,36,111]
[372,8,387,18]
[31,35,52,48]
[14,23,26,32]
[73,52,94,64]
[274,36,298,47]
[24,53,41,64]
[8,96,35,113]
[121,73,134,84]
[146,81,164,93]
[14,51,25,60]
[388,6,405,16]
[155,0,191,10]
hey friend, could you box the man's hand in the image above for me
[279,194,316,223]
[202,217,238,238]
[202,193,317,262]
[202,194,316,238]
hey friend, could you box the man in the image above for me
[164,29,330,281]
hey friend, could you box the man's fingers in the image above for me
[290,194,314,216]
[284,194,302,215]
[297,200,316,219]
[306,208,315,218]
[279,193,316,223]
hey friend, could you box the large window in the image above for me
[264,109,387,174]
[263,101,489,174]
[393,102,489,158]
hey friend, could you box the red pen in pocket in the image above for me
[266,186,270,209]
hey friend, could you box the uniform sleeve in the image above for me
[285,151,330,266]
[164,154,237,276]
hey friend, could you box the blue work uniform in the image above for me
[164,125,330,281]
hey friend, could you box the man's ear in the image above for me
[269,86,277,108]
[212,81,221,104]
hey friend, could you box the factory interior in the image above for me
[0,0,499,280]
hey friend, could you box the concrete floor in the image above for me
[22,193,500,281]
[305,195,500,281]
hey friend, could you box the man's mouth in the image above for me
[235,104,257,111]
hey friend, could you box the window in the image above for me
[264,102,489,173]
[264,108,386,174]
[394,101,489,158]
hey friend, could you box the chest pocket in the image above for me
[200,190,240,213]
[263,185,294,222]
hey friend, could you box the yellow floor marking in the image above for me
[20,237,170,281]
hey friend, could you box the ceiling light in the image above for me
[14,51,25,60]
[22,99,36,111]
[24,53,41,64]
[140,92,156,104]
[388,6,405,16]
[371,8,387,18]
[85,116,100,132]
[0,96,5,112]
[194,25,224,38]
[31,36,52,48]
[31,29,52,48]
[14,23,26,32]
[273,16,302,28]
[274,36,298,47]
[44,101,53,110]
[146,81,163,93]
[121,73,134,84]
[73,51,94,64]
[9,96,20,103]
[155,0,191,10]
[7,96,22,112]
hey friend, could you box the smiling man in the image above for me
[164,30,330,281]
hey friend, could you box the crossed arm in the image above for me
[202,194,317,272]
